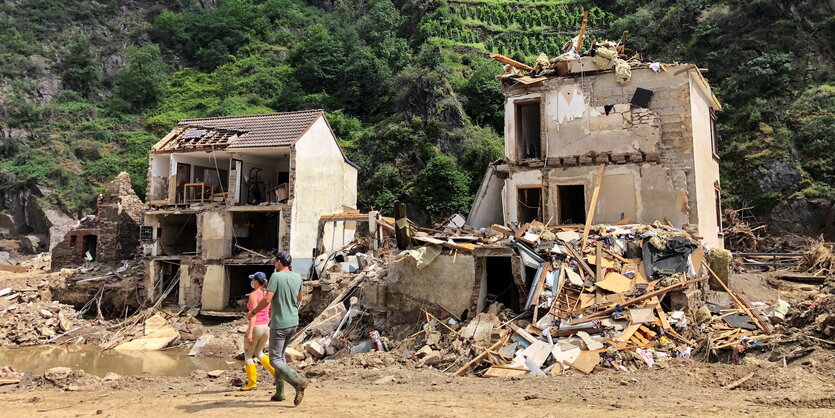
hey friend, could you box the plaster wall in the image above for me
[468,166,506,228]
[149,155,170,201]
[291,116,358,273]
[689,75,724,248]
[387,254,476,319]
[201,211,231,260]
[201,264,227,311]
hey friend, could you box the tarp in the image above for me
[642,236,697,279]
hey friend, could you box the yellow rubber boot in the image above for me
[259,356,276,377]
[240,364,257,391]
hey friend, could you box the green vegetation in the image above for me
[0,0,832,224]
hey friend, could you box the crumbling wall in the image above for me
[96,172,144,264]
[383,254,476,322]
[496,66,722,240]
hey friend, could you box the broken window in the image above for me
[714,185,723,234]
[516,100,541,160]
[483,257,520,312]
[176,163,190,203]
[140,226,154,243]
[557,185,586,224]
[517,186,543,224]
[710,108,719,161]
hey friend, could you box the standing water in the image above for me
[0,345,238,377]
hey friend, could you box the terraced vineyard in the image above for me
[420,1,613,58]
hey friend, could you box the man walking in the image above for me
[246,251,308,406]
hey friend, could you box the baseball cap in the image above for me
[248,271,267,283]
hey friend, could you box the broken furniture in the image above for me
[183,183,214,204]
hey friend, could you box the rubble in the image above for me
[280,209,797,378]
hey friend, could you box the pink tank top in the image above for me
[248,290,271,325]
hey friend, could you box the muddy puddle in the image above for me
[0,345,238,377]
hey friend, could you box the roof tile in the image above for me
[176,109,323,149]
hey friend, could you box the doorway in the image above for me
[516,100,542,160]
[483,257,520,312]
[82,235,97,261]
[517,186,543,224]
[157,260,181,305]
[557,185,586,224]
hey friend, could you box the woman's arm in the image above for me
[245,293,258,342]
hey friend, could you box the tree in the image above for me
[416,154,472,221]
[113,44,168,111]
[60,35,103,97]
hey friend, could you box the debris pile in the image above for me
[491,11,675,87]
[284,211,788,377]
[797,241,835,278]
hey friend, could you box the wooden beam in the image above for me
[580,164,606,251]
[454,332,509,376]
[489,53,533,71]
[701,261,772,335]
[564,276,708,325]
[576,10,589,53]
[617,30,629,53]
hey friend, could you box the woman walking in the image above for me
[241,271,275,391]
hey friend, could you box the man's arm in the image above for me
[246,290,274,319]
[297,288,304,305]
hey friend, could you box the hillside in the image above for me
[0,0,832,238]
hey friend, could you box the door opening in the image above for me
[517,187,543,224]
[484,257,520,312]
[557,185,586,224]
[516,101,541,160]
[82,235,97,261]
[158,260,181,305]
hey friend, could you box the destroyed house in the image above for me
[142,110,358,313]
[52,172,144,269]
[469,59,724,249]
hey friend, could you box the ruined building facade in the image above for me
[142,110,357,313]
[52,172,144,269]
[469,61,724,249]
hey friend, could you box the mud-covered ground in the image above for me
[2,255,835,416]
[2,353,835,417]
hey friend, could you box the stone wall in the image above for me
[51,172,144,269]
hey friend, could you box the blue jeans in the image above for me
[268,326,297,369]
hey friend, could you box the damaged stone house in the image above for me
[52,172,144,269]
[142,110,358,313]
[469,61,724,248]
[447,59,726,318]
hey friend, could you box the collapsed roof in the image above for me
[151,109,325,153]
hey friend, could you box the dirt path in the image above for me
[3,359,835,417]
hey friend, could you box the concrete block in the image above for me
[304,341,326,358]
[285,347,305,362]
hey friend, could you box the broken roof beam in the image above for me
[576,10,589,53]
[490,53,533,72]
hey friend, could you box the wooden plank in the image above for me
[570,350,599,374]
[575,10,590,53]
[489,53,534,71]
[564,276,708,325]
[0,264,29,273]
[484,366,528,378]
[737,292,776,335]
[454,333,509,376]
[530,262,551,322]
[580,164,606,251]
[702,261,771,335]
